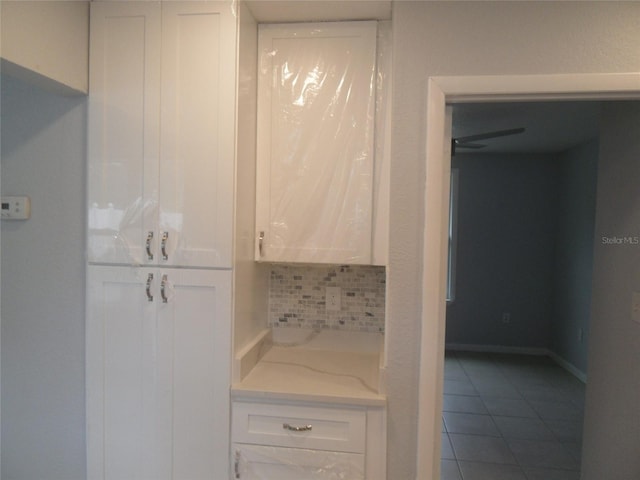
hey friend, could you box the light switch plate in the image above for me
[1,196,31,220]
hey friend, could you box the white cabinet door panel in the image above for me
[87,266,231,480]
[156,269,232,480]
[86,266,157,480]
[256,22,377,265]
[88,2,161,265]
[89,1,235,268]
[160,2,235,268]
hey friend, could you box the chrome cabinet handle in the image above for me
[161,231,169,260]
[160,274,168,303]
[258,231,264,257]
[234,451,240,479]
[146,273,154,302]
[146,231,154,260]
[283,423,312,432]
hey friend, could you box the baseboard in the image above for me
[445,343,548,356]
[445,343,587,383]
[547,350,587,384]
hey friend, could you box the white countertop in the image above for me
[232,330,387,407]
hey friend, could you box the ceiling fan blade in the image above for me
[454,142,485,149]
[455,127,525,144]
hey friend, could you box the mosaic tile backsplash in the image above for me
[269,264,386,333]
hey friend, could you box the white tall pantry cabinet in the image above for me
[86,2,236,479]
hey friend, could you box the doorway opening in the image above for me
[417,73,640,480]
[442,100,599,479]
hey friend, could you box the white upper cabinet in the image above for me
[255,22,379,265]
[88,1,235,268]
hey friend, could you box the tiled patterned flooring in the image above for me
[441,351,585,480]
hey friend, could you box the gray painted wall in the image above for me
[446,141,598,378]
[1,75,86,479]
[582,102,640,479]
[446,153,561,349]
[553,140,599,375]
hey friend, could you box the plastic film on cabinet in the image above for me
[255,21,390,265]
[234,444,365,479]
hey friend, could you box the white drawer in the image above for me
[233,443,365,480]
[232,401,366,454]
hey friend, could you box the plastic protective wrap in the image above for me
[87,0,237,268]
[256,21,387,264]
[235,444,365,480]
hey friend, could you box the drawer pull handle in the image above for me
[283,423,312,432]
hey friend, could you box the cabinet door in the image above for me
[86,266,158,480]
[159,1,235,268]
[89,1,236,268]
[255,22,377,265]
[87,266,232,480]
[234,444,365,480]
[155,269,232,480]
[88,2,161,265]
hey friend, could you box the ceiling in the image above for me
[452,101,602,154]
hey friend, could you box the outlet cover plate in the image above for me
[326,287,341,311]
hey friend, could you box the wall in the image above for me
[553,140,598,376]
[389,2,640,478]
[445,153,561,350]
[445,143,598,377]
[0,1,88,95]
[582,102,640,479]
[1,75,86,479]
[269,264,385,332]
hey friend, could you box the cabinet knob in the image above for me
[146,231,154,260]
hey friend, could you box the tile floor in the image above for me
[441,351,585,480]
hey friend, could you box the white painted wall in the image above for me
[1,75,86,479]
[582,101,640,479]
[389,2,640,478]
[0,1,88,95]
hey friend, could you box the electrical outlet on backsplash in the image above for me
[268,264,386,333]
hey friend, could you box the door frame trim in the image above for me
[417,72,640,480]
